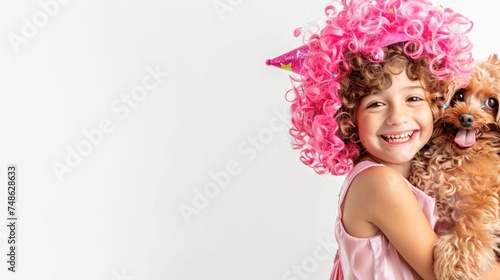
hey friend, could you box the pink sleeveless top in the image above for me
[330,161,438,280]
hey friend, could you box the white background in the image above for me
[0,0,499,279]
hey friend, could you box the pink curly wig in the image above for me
[290,0,474,175]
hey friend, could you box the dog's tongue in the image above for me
[454,129,476,147]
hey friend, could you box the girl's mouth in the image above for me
[381,132,414,143]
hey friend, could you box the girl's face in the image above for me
[355,70,433,167]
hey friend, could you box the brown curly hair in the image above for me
[336,43,451,161]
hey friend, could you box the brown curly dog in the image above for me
[410,54,500,280]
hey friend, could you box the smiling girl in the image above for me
[275,0,500,278]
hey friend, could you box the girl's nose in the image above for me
[386,105,410,125]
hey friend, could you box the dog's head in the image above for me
[440,54,500,149]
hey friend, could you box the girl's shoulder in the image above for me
[342,162,412,238]
[348,163,412,208]
[351,162,404,188]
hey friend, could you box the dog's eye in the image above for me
[452,91,465,102]
[450,91,465,107]
[485,97,499,109]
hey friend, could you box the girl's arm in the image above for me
[344,165,500,279]
[344,165,437,279]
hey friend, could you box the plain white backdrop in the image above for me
[0,0,499,279]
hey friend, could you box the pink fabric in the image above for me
[330,252,344,280]
[331,161,438,280]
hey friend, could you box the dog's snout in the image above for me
[459,113,475,127]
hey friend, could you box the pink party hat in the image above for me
[266,32,411,74]
[266,44,310,74]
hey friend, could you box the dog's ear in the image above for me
[488,53,500,65]
[485,54,500,76]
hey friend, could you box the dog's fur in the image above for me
[410,54,500,280]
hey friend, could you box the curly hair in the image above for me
[289,0,474,175]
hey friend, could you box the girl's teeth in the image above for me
[382,133,412,142]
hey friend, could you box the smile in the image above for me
[381,132,413,142]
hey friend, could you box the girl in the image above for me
[270,0,500,279]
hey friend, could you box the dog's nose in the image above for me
[459,113,475,127]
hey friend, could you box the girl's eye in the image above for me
[366,101,384,108]
[407,96,424,102]
[485,97,499,109]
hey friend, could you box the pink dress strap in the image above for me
[336,161,377,220]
